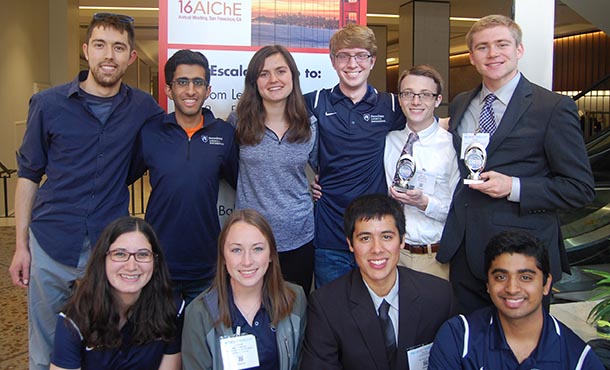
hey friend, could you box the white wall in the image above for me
[0,0,50,216]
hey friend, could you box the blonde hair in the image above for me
[466,14,522,51]
[329,23,377,56]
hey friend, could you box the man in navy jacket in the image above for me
[131,50,238,304]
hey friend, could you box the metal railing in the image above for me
[558,73,610,141]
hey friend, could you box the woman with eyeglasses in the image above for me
[227,45,317,295]
[182,209,307,370]
[50,217,183,370]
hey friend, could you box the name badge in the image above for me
[220,327,259,370]
[407,342,432,370]
[460,133,490,159]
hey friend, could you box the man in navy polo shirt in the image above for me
[429,230,605,369]
[131,49,238,304]
[9,14,164,370]
[306,24,405,288]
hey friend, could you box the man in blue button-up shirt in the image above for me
[9,13,163,370]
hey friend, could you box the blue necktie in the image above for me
[378,299,396,361]
[479,93,497,135]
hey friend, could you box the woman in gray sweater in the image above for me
[229,45,317,295]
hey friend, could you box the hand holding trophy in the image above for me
[393,153,417,192]
[463,142,486,184]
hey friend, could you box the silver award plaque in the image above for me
[463,142,486,184]
[393,154,417,192]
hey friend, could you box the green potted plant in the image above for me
[584,268,610,338]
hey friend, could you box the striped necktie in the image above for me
[479,93,497,135]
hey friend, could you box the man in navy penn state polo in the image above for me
[306,24,405,288]
[429,230,604,369]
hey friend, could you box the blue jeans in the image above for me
[173,277,214,306]
[314,248,357,288]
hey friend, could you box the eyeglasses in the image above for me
[93,13,135,25]
[399,91,439,102]
[170,78,208,88]
[333,52,372,64]
[106,249,156,263]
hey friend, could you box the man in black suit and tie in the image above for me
[301,194,454,370]
[438,14,595,314]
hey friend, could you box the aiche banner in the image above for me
[158,0,367,219]
[159,0,367,118]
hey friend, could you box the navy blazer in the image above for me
[438,75,595,280]
[300,266,454,370]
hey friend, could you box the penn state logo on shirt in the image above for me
[201,135,225,146]
[363,113,386,124]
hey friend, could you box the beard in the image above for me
[90,64,125,88]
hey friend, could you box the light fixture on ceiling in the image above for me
[367,13,399,18]
[79,8,480,23]
[450,17,480,22]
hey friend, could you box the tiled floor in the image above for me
[0,224,28,370]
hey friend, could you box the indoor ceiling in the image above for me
[77,0,597,69]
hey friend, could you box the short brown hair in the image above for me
[466,14,522,51]
[86,13,136,51]
[329,23,377,57]
[397,64,444,95]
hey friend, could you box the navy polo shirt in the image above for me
[305,84,405,251]
[429,306,605,370]
[17,71,164,267]
[51,299,184,370]
[228,291,279,370]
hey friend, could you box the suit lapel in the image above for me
[450,87,481,143]
[396,268,421,370]
[486,76,533,155]
[349,270,391,370]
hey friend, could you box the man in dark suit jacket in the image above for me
[301,194,454,370]
[438,14,595,314]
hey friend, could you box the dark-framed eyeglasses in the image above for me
[170,78,208,88]
[333,52,372,64]
[399,91,439,102]
[106,249,156,263]
[93,13,135,25]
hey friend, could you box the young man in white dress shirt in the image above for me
[384,64,459,280]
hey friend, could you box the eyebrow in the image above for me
[91,39,128,47]
[490,268,537,275]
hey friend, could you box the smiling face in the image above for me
[224,221,272,293]
[256,53,293,105]
[487,252,552,326]
[399,74,442,131]
[469,25,524,91]
[332,47,376,96]
[166,64,210,122]
[105,231,154,306]
[348,215,400,296]
[82,25,137,95]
